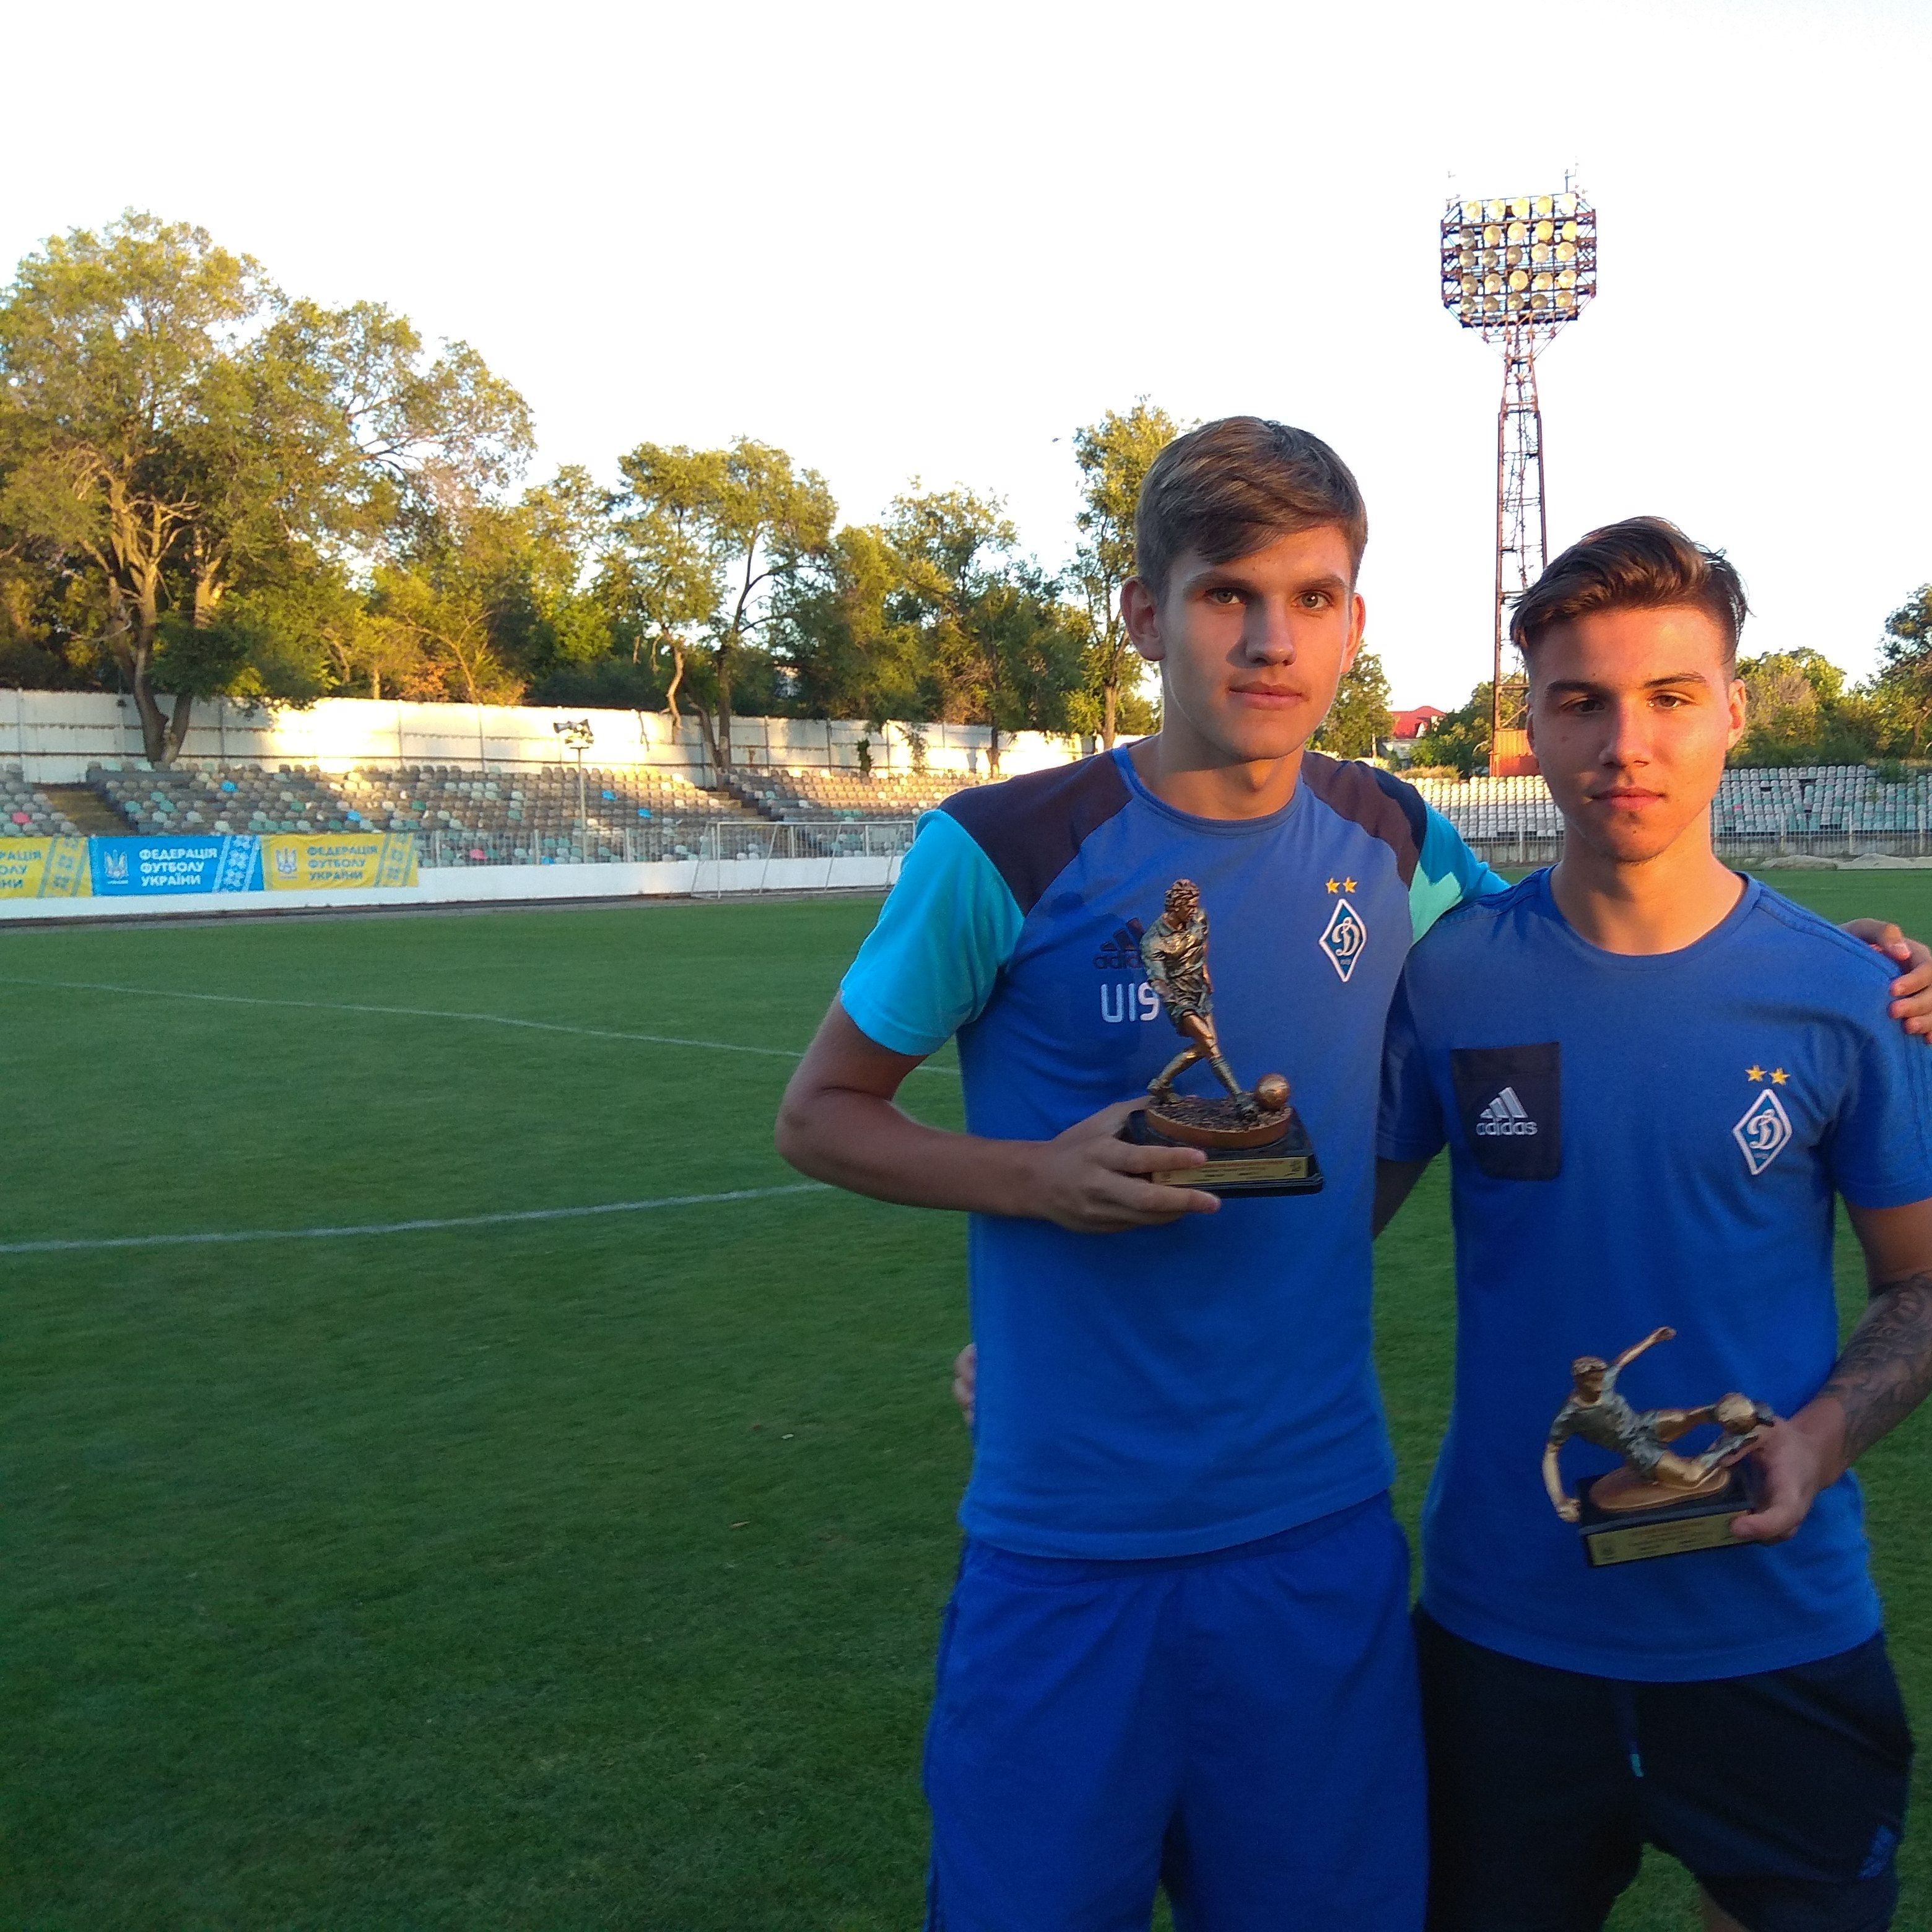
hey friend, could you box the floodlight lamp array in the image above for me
[1440,190,1596,334]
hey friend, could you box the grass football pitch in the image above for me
[5,871,1931,1931]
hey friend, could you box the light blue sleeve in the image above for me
[1377,972,1447,1162]
[838,809,1024,1056]
[1408,804,1508,943]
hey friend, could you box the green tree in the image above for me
[1418,682,1493,777]
[479,468,617,689]
[1871,585,1932,757]
[772,523,925,725]
[1311,647,1393,759]
[365,474,617,707]
[887,487,1083,767]
[367,529,521,706]
[607,438,835,767]
[888,485,1015,723]
[601,450,726,727]
[1733,648,1842,765]
[1070,399,1180,747]
[0,212,531,762]
[970,560,1087,756]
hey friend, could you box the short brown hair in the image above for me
[1134,416,1368,598]
[1512,516,1749,663]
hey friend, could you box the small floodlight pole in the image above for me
[553,718,594,855]
[1441,189,1598,775]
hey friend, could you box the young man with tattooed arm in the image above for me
[1376,519,1932,1932]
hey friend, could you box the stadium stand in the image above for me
[82,761,760,863]
[1412,766,1932,848]
[1409,773,1564,841]
[48,757,1932,864]
[724,766,996,856]
[731,766,993,822]
[1710,765,1932,838]
[1,765,81,837]
[94,764,342,835]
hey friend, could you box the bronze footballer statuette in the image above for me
[1543,1326,1775,1567]
[1119,879,1323,1197]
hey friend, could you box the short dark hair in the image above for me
[1134,416,1368,598]
[1511,516,1749,664]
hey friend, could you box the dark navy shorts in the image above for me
[1416,1609,1913,1932]
[923,1493,1426,1931]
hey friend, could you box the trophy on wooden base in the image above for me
[1118,879,1323,1198]
[1543,1326,1773,1567]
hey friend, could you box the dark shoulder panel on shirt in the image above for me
[941,752,1133,916]
[1299,751,1427,886]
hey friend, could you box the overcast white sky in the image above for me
[6,0,1928,707]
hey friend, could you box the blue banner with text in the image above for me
[87,835,265,896]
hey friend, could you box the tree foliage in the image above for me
[0,212,531,760]
[1411,682,1493,777]
[1872,585,1932,758]
[603,438,835,767]
[772,523,924,725]
[884,487,1082,766]
[1070,399,1180,746]
[1310,648,1393,759]
[1732,648,1870,767]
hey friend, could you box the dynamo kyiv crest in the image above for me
[1733,1087,1793,1176]
[1320,899,1367,983]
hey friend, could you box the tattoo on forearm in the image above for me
[1819,1272,1932,1464]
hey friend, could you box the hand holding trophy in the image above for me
[1543,1325,1775,1566]
[1119,879,1323,1198]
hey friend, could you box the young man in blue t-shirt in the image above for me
[788,425,1932,1928]
[1378,518,1932,1932]
[778,417,1512,1929]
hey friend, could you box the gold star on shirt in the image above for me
[1746,1066,1765,1081]
[1770,1068,1789,1085]
[1342,877,1357,893]
[1326,878,1340,893]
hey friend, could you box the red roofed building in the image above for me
[1390,705,1445,742]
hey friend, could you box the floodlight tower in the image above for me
[1440,188,1598,773]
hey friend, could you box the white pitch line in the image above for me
[0,977,955,1074]
[0,1183,832,1256]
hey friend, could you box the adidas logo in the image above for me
[1092,918,1147,972]
[1476,1086,1538,1136]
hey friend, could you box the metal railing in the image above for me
[1712,830,1932,863]
[417,818,1932,877]
[1466,830,1932,871]
[419,817,922,869]
[1463,834,1567,871]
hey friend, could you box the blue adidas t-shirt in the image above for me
[1380,868,1932,1681]
[841,746,1500,1559]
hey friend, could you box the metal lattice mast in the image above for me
[1441,187,1598,775]
[1492,333,1548,752]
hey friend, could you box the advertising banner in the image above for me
[261,832,418,890]
[0,836,92,898]
[88,835,264,897]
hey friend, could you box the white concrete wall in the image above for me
[0,851,905,923]
[1,689,1096,784]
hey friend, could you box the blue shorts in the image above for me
[923,1492,1426,1931]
